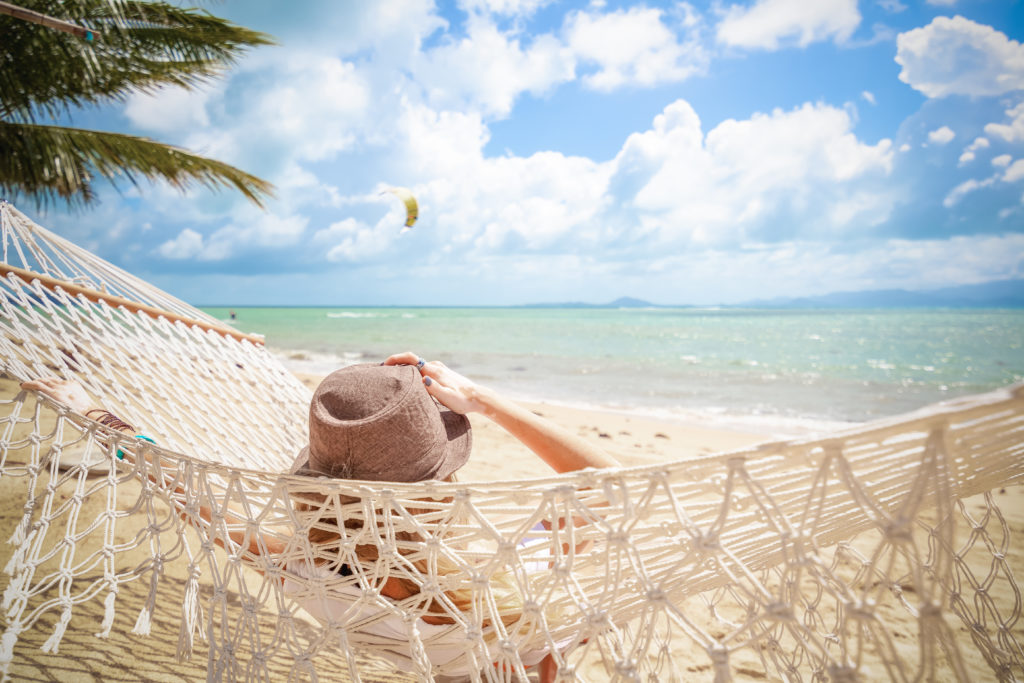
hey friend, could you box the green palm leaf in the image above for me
[0,121,273,208]
[1,0,276,208]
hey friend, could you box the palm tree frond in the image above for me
[0,0,274,121]
[0,121,274,209]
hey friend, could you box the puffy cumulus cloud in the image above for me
[1005,159,1024,183]
[595,233,1024,303]
[611,101,893,248]
[715,0,860,50]
[896,16,1024,98]
[943,150,1024,207]
[565,5,706,91]
[300,99,610,263]
[158,212,309,261]
[458,0,553,16]
[413,15,574,117]
[250,58,370,162]
[928,126,955,145]
[140,52,376,188]
[123,85,212,134]
[985,102,1024,143]
[316,217,401,263]
[958,137,989,164]
[943,176,995,207]
[158,228,205,260]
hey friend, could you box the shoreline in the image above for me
[288,363,860,441]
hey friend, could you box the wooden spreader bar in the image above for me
[0,263,265,346]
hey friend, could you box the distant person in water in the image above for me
[229,310,237,320]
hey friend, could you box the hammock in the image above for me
[0,200,1021,682]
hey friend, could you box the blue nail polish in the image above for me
[424,377,432,386]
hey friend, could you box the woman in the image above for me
[21,352,618,681]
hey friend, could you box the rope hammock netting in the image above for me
[0,200,1021,682]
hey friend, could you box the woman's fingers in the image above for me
[421,376,471,415]
[20,378,93,414]
[382,351,422,367]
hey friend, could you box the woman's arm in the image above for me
[382,353,619,473]
[19,377,288,557]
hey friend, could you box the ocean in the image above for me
[201,307,1024,436]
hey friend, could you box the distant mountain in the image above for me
[521,296,664,308]
[520,279,1024,309]
[744,278,1024,308]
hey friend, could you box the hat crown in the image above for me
[301,364,470,482]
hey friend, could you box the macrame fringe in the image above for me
[40,607,71,653]
[177,569,202,658]
[95,589,117,638]
[0,628,19,672]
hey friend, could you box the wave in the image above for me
[326,312,381,319]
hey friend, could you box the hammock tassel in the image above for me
[132,605,152,637]
[178,568,202,657]
[0,627,20,670]
[41,607,72,653]
[95,589,117,638]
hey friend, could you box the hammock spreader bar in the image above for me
[0,1,98,40]
[0,262,264,345]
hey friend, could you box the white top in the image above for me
[283,560,553,676]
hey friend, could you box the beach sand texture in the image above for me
[1,373,1021,681]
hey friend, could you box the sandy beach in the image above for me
[1,371,1020,681]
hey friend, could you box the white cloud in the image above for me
[877,0,906,12]
[958,137,989,164]
[158,228,205,259]
[861,90,877,105]
[928,126,956,145]
[609,101,893,247]
[314,98,896,264]
[925,0,956,5]
[458,0,553,16]
[608,233,1024,303]
[896,16,1024,97]
[985,102,1024,143]
[565,6,706,91]
[944,153,1024,206]
[124,86,212,134]
[899,143,911,152]
[716,0,860,50]
[162,213,309,261]
[943,177,995,207]
[1004,159,1024,183]
[414,16,574,117]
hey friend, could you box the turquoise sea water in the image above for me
[202,307,1024,433]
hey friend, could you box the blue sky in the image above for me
[23,0,1024,305]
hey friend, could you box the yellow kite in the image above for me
[382,187,418,228]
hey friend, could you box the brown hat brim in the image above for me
[290,403,472,482]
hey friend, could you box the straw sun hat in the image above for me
[289,363,472,482]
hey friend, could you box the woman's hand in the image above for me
[20,377,93,414]
[382,352,491,415]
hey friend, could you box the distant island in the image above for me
[522,278,1024,309]
[521,296,660,308]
